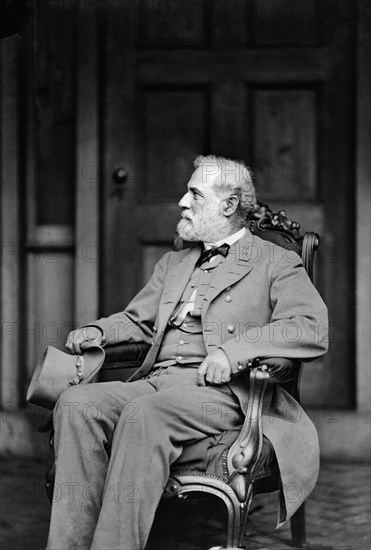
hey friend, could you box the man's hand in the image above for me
[197,349,232,386]
[65,326,103,355]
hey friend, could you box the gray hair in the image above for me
[194,155,257,226]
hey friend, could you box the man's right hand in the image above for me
[66,326,103,355]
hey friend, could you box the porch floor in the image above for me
[0,458,369,550]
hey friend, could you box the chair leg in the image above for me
[290,503,309,549]
[208,495,245,550]
[238,488,254,549]
[226,498,245,549]
[213,490,253,549]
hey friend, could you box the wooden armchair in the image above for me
[45,203,319,550]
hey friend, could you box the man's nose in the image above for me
[178,192,190,209]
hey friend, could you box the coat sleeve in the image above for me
[220,253,329,374]
[87,251,172,345]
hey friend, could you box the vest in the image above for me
[155,257,223,367]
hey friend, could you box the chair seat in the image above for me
[168,432,277,486]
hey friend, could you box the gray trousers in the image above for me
[46,366,244,550]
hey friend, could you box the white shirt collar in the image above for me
[203,227,246,250]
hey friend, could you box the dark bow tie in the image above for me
[195,243,230,268]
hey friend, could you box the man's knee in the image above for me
[54,384,103,425]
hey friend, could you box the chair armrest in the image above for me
[259,357,294,384]
[226,357,297,503]
[227,366,270,502]
[102,343,151,370]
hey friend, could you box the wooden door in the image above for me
[100,0,356,408]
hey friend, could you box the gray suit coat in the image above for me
[92,229,328,525]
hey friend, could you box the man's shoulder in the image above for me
[246,233,302,267]
[250,232,288,255]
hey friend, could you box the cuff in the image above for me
[83,324,107,347]
[219,345,259,374]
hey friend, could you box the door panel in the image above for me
[251,88,317,200]
[101,0,355,408]
[139,86,209,202]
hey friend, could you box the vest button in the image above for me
[191,283,195,288]
[179,340,185,346]
[203,269,208,273]
[176,355,183,362]
[237,363,243,371]
[225,294,232,303]
[227,325,235,333]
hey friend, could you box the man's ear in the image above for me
[223,194,239,217]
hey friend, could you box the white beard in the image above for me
[177,218,198,241]
[177,206,229,242]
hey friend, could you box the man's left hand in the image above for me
[197,349,232,386]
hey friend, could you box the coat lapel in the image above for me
[201,230,255,319]
[157,245,202,333]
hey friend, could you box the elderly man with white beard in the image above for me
[46,155,328,550]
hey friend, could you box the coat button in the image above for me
[237,363,243,371]
[225,294,232,303]
[179,340,185,346]
[191,283,195,288]
[227,324,235,333]
[226,286,231,291]
[176,355,183,362]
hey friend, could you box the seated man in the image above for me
[46,155,328,550]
